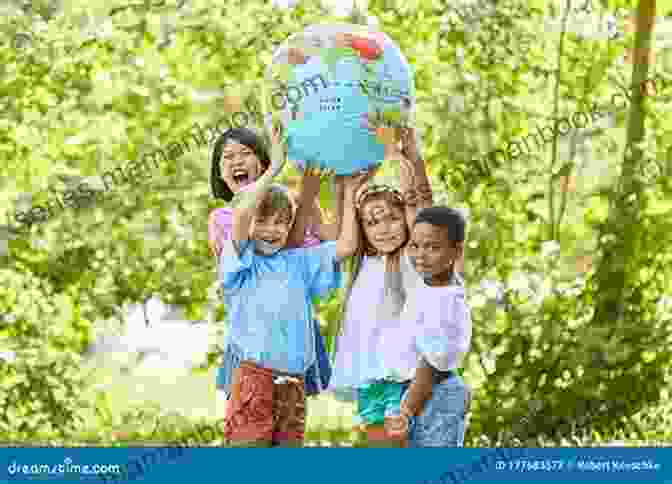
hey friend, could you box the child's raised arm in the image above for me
[398,128,433,229]
[309,176,345,241]
[287,165,324,248]
[333,176,345,237]
[335,170,373,260]
[399,358,435,419]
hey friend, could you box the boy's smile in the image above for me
[251,210,292,255]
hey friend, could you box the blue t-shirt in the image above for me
[218,239,341,375]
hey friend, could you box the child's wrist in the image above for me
[399,400,413,418]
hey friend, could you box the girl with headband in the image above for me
[330,128,469,447]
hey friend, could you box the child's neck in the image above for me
[423,268,456,287]
[424,274,450,287]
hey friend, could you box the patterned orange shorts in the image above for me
[223,361,306,447]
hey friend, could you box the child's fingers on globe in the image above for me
[307,165,321,177]
[357,169,374,186]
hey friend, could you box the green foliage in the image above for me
[0,266,92,439]
[1,0,671,445]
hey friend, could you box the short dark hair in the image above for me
[210,127,271,201]
[414,206,466,242]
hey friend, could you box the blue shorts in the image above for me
[405,374,470,447]
[356,380,409,425]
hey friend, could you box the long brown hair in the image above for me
[328,188,408,359]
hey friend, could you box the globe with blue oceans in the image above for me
[265,23,415,175]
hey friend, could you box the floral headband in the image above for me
[354,182,405,212]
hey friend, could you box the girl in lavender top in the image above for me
[208,127,342,413]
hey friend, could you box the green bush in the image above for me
[0,265,93,440]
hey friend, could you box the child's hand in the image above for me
[384,414,409,440]
[268,126,286,175]
[343,168,376,193]
[211,228,226,257]
[301,164,323,202]
[334,166,374,193]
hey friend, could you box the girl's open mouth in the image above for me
[233,169,250,185]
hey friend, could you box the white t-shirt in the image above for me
[330,255,417,388]
[399,253,471,374]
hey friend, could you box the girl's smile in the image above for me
[360,197,407,255]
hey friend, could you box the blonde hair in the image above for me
[256,184,297,225]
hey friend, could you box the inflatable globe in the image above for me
[264,23,415,175]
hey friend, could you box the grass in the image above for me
[20,361,671,447]
[76,362,363,445]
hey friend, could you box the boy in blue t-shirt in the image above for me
[220,150,370,446]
